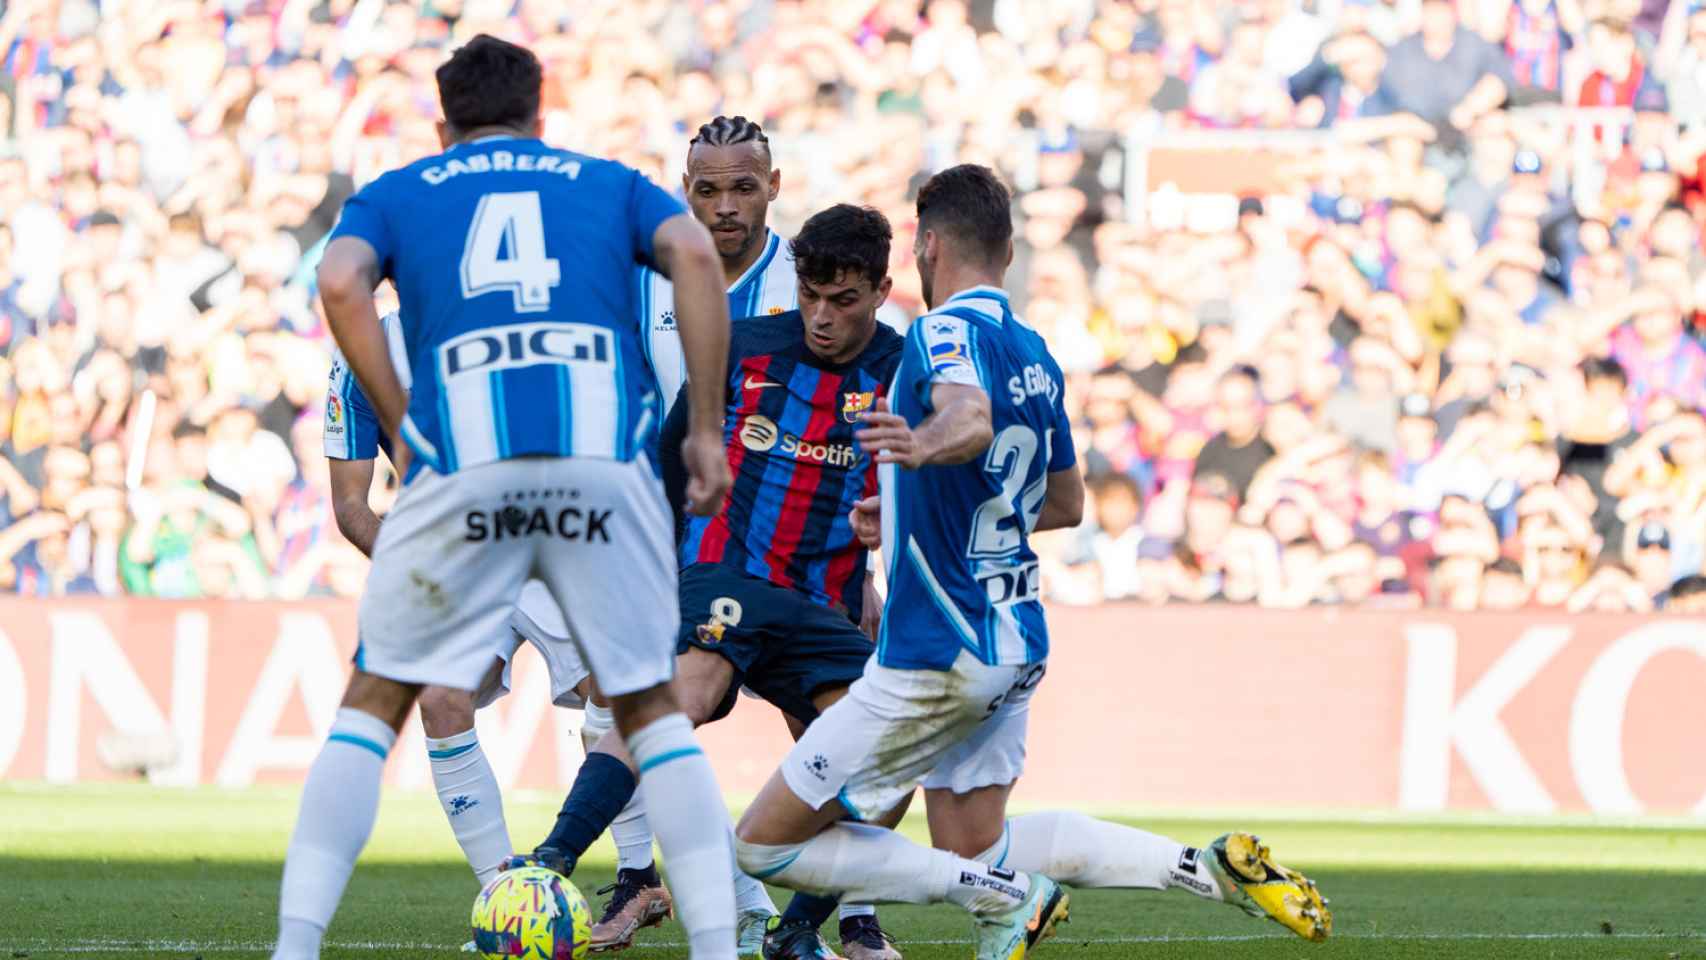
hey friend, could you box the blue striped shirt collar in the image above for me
[728,229,781,295]
[944,285,1011,311]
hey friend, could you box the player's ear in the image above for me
[435,119,452,149]
[875,275,892,308]
[1004,236,1014,269]
[767,167,781,202]
[527,114,544,139]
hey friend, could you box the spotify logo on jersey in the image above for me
[740,414,779,452]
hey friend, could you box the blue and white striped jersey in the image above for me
[876,286,1075,671]
[327,137,685,477]
[638,227,796,416]
[324,311,409,462]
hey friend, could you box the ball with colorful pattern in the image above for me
[471,865,591,960]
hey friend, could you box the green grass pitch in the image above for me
[3,784,1704,959]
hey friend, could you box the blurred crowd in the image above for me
[3,0,1705,612]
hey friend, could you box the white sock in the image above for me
[734,869,778,916]
[610,797,656,871]
[738,821,1029,916]
[628,713,736,959]
[839,902,875,921]
[977,811,1222,900]
[425,728,511,886]
[273,708,397,960]
[580,701,615,753]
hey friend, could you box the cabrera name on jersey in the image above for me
[639,227,797,413]
[877,286,1075,671]
[327,137,686,475]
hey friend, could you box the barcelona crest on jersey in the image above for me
[841,390,876,423]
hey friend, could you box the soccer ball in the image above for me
[470,865,592,960]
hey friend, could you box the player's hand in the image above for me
[849,495,882,549]
[388,431,413,482]
[683,427,732,517]
[855,398,920,468]
[860,577,883,644]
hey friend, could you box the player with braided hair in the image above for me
[639,115,798,414]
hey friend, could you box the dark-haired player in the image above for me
[512,205,906,960]
[732,166,1332,960]
[274,36,739,960]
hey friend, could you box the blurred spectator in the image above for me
[1193,365,1274,499]
[1578,18,1648,107]
[1378,0,1513,130]
[1498,0,1585,104]
[1480,556,1534,608]
[1290,30,1393,127]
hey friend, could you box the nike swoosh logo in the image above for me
[745,377,782,390]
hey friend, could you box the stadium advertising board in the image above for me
[1,600,1700,816]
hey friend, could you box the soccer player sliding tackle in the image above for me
[731,165,1333,960]
[509,204,909,960]
[272,36,740,960]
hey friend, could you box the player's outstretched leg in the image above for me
[420,686,512,886]
[737,820,1068,960]
[272,676,416,960]
[969,812,1330,942]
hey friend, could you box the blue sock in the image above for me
[780,892,840,930]
[540,752,637,863]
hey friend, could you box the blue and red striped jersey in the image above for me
[677,311,902,619]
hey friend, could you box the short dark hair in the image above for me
[435,35,541,135]
[1669,573,1706,599]
[1488,557,1524,577]
[915,163,1012,266]
[1580,355,1627,387]
[1089,471,1142,505]
[1221,363,1260,387]
[790,204,891,287]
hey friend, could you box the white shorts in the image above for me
[473,580,593,710]
[781,652,1045,822]
[358,456,678,699]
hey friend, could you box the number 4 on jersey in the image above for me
[461,191,561,312]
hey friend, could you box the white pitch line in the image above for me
[11,932,1704,953]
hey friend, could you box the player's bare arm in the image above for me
[855,386,993,469]
[652,212,732,516]
[1034,466,1085,532]
[327,457,380,557]
[318,236,409,474]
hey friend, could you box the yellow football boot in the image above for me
[1205,833,1331,942]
